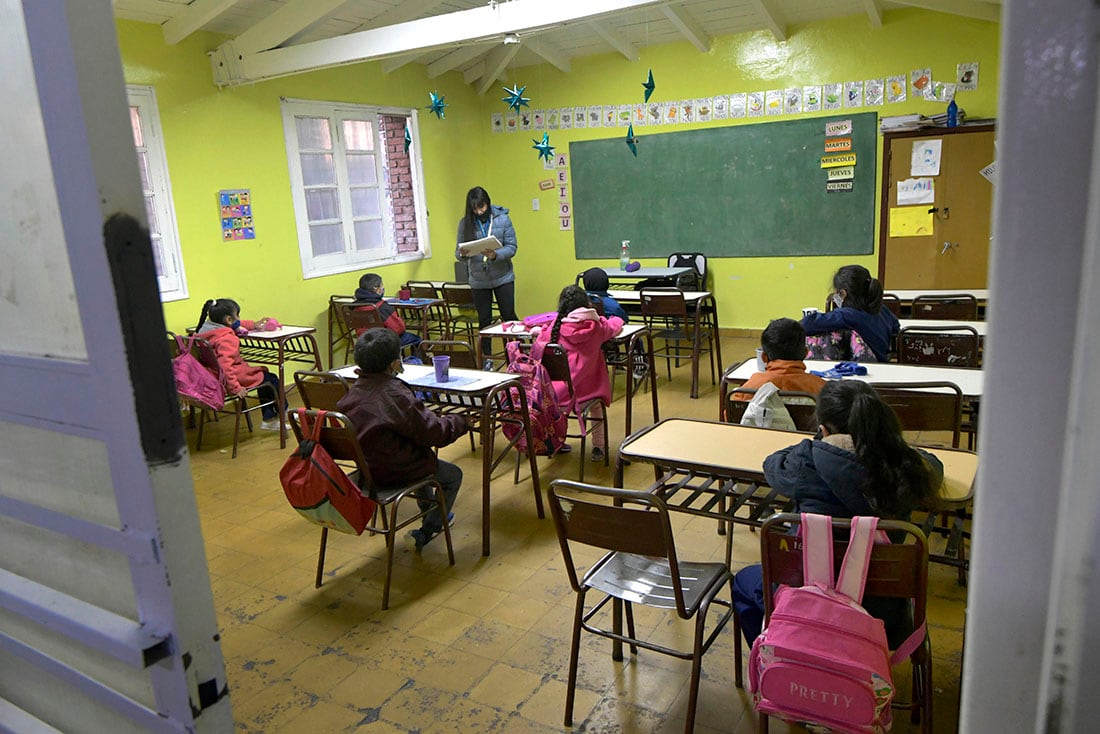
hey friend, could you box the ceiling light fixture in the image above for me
[503,33,521,45]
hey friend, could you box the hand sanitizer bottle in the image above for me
[619,240,630,270]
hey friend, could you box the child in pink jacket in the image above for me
[534,285,624,461]
[195,298,282,430]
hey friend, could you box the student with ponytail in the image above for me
[733,379,943,646]
[801,264,899,362]
[195,298,282,430]
[533,285,624,461]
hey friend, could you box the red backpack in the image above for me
[502,340,568,456]
[280,409,377,534]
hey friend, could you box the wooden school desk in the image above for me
[237,325,322,447]
[889,289,990,319]
[897,318,988,336]
[722,357,984,398]
[607,290,722,399]
[598,266,695,289]
[334,363,542,557]
[615,418,977,568]
[478,322,660,436]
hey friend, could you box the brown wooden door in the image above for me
[880,126,995,289]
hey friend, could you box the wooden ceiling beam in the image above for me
[162,0,239,46]
[660,5,711,53]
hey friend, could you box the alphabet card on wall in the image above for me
[219,189,254,240]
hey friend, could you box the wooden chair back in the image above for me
[911,294,979,320]
[881,293,902,317]
[341,303,387,334]
[441,281,476,308]
[288,409,376,490]
[405,280,439,299]
[639,287,688,320]
[870,380,963,447]
[759,513,928,624]
[725,387,819,432]
[294,370,351,411]
[418,340,478,370]
[897,325,980,368]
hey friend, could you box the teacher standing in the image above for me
[455,186,519,362]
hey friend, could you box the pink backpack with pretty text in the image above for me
[502,340,568,456]
[748,514,925,734]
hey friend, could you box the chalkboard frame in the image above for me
[569,112,877,259]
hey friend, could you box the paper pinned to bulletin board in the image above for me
[889,206,935,237]
[219,189,254,240]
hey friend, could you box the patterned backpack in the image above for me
[748,514,925,734]
[502,339,568,456]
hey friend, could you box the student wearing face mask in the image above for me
[455,186,519,361]
[800,264,899,362]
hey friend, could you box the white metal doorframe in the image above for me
[0,1,229,731]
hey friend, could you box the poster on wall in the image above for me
[219,189,254,240]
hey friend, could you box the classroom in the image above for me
[1,1,1096,732]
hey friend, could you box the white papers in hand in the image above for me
[458,235,502,257]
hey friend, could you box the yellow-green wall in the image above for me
[117,8,998,343]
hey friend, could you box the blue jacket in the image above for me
[586,291,629,322]
[801,306,899,362]
[762,436,943,520]
[455,204,517,290]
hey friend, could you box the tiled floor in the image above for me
[188,335,967,732]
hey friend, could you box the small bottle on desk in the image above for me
[620,240,631,270]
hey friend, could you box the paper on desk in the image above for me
[457,235,502,257]
[897,177,935,205]
[889,206,935,237]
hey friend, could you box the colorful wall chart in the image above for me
[219,189,255,240]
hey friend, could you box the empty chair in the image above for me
[417,339,478,370]
[548,480,735,734]
[639,287,717,398]
[911,293,979,320]
[294,370,351,411]
[742,513,933,733]
[870,381,963,448]
[405,280,449,340]
[881,292,902,316]
[288,409,455,609]
[440,281,480,345]
[897,325,980,368]
[724,387,819,432]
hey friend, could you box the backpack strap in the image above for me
[801,513,835,589]
[890,621,928,665]
[297,408,325,443]
[529,338,547,363]
[834,516,878,603]
[174,334,189,355]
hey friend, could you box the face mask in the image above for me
[477,210,491,223]
[230,319,241,331]
[831,293,845,309]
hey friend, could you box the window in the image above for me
[281,98,430,279]
[126,86,187,301]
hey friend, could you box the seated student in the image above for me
[352,273,420,348]
[336,329,467,551]
[581,267,628,322]
[734,318,826,400]
[801,264,898,362]
[733,380,944,647]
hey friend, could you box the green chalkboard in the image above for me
[570,112,877,259]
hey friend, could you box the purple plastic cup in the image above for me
[432,355,450,382]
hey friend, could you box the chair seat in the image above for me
[586,552,731,615]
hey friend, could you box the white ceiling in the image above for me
[112,0,1001,88]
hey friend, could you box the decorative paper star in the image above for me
[625,124,638,157]
[532,132,554,162]
[642,69,655,103]
[403,125,412,153]
[427,91,448,119]
[501,84,531,113]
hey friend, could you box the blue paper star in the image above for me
[532,132,554,162]
[625,124,638,157]
[501,84,531,113]
[403,125,412,153]
[642,69,655,103]
[427,91,448,119]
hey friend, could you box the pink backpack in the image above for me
[748,514,925,734]
[171,334,226,411]
[502,340,568,456]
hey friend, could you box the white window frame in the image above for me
[126,85,187,301]
[281,98,431,280]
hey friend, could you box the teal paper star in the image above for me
[404,125,412,153]
[532,132,554,162]
[502,84,531,113]
[427,91,448,119]
[642,69,655,102]
[625,124,638,157]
